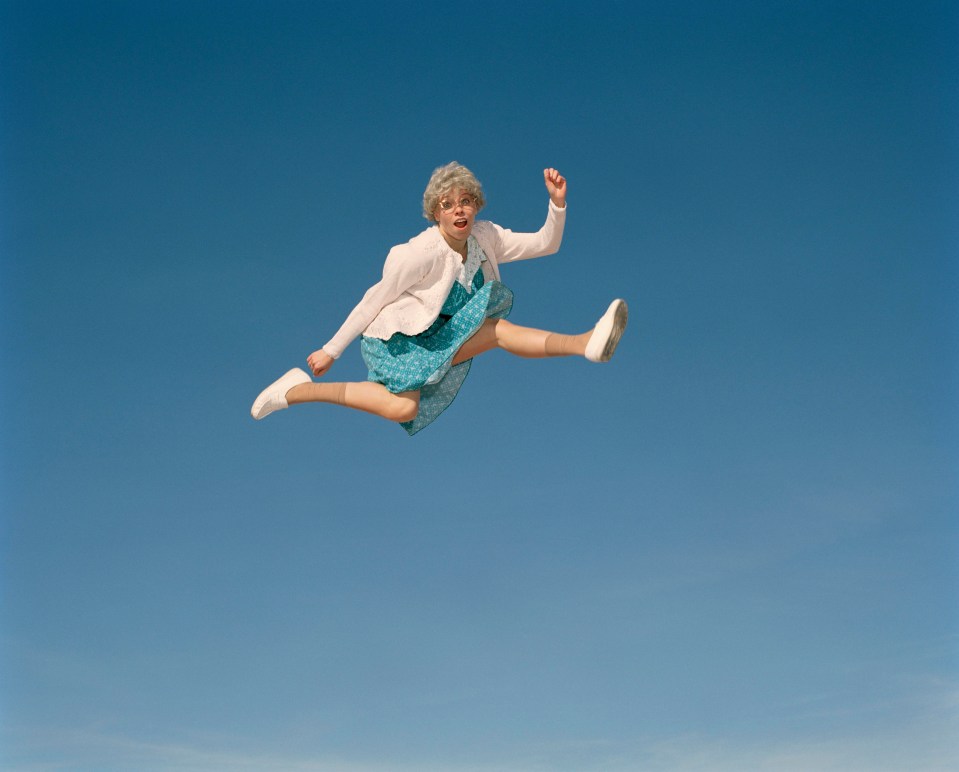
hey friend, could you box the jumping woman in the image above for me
[251,163,628,435]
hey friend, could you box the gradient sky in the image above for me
[2,1,957,770]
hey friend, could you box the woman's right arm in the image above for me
[309,245,429,375]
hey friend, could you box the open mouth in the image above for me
[454,218,468,229]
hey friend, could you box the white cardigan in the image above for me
[322,201,566,358]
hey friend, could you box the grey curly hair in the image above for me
[422,161,486,222]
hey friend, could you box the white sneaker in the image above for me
[251,368,311,420]
[585,299,628,362]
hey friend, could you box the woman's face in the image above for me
[434,188,477,245]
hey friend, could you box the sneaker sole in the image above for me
[597,300,628,362]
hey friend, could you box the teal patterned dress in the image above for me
[361,237,513,435]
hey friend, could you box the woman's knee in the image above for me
[386,393,419,423]
[492,319,515,343]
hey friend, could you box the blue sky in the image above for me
[1,1,957,769]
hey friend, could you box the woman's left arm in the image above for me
[491,168,568,264]
[544,167,567,209]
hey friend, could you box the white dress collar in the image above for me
[456,236,484,289]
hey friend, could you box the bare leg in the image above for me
[286,381,420,423]
[452,318,591,365]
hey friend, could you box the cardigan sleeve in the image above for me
[322,244,433,359]
[489,200,566,264]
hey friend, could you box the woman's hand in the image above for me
[544,168,567,209]
[307,348,335,377]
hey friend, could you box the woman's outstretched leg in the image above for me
[451,300,627,365]
[287,381,419,423]
[451,319,589,365]
[251,368,419,423]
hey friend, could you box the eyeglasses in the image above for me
[437,195,476,212]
